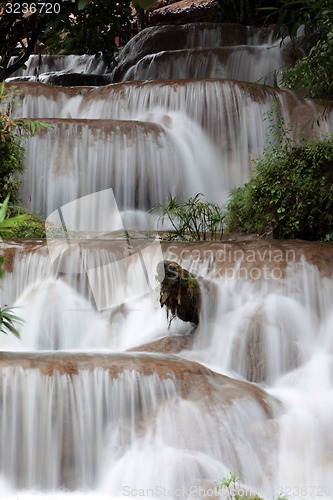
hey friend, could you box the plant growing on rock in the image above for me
[217,471,264,500]
[225,134,333,240]
[151,193,224,241]
[157,260,201,327]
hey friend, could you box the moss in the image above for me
[157,260,201,326]
[0,206,46,239]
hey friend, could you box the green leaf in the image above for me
[0,195,10,224]
[0,306,23,338]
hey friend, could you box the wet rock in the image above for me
[112,23,276,82]
[128,334,195,353]
[0,351,276,414]
[150,0,220,25]
[39,72,108,87]
[157,260,202,325]
[161,240,333,278]
[123,45,292,85]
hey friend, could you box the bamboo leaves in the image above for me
[151,193,224,241]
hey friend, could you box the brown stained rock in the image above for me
[2,239,333,280]
[161,240,333,278]
[0,351,211,378]
[7,80,331,150]
[149,0,219,25]
[0,240,46,273]
[0,351,277,415]
[128,334,195,353]
[5,81,90,100]
[19,117,164,139]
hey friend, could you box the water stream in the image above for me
[1,21,333,500]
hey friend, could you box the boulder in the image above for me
[157,260,204,325]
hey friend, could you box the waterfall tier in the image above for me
[2,19,333,500]
[7,79,333,219]
[0,352,276,493]
[1,240,333,497]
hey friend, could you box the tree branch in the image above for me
[2,15,48,80]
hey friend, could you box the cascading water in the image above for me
[2,20,333,500]
[8,53,108,80]
[1,240,333,499]
[10,79,333,217]
[21,111,223,216]
[121,45,286,84]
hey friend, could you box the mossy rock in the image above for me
[157,260,201,325]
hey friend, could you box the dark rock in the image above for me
[39,72,108,87]
[157,260,202,325]
[111,23,271,82]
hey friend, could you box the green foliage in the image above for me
[214,0,277,25]
[282,36,333,99]
[269,0,333,99]
[0,305,23,338]
[0,0,132,78]
[0,195,28,238]
[2,204,45,239]
[151,193,224,241]
[217,472,242,500]
[225,135,333,240]
[0,83,25,203]
[217,472,263,500]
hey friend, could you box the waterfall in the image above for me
[11,80,333,143]
[8,54,108,78]
[1,240,333,498]
[0,351,279,497]
[2,19,333,500]
[21,113,223,216]
[121,46,286,84]
[0,364,179,490]
[111,22,286,82]
[9,79,333,217]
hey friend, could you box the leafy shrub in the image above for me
[217,471,263,500]
[2,205,46,239]
[225,136,333,240]
[271,0,333,99]
[151,193,224,241]
[0,85,26,204]
[281,22,333,99]
[0,196,28,241]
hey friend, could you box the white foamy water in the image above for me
[1,242,333,499]
[122,45,286,85]
[2,20,333,500]
[8,53,108,78]
[22,110,224,217]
